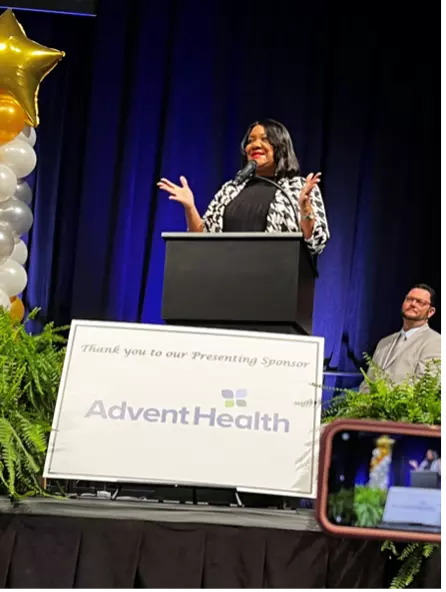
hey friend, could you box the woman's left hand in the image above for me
[298,172,322,208]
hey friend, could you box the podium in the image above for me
[161,232,318,506]
[162,232,317,335]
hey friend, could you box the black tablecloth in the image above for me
[0,510,440,588]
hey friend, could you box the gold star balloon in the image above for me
[0,9,65,127]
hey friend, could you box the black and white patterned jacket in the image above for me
[202,176,330,256]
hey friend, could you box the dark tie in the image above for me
[384,333,407,368]
[392,333,407,355]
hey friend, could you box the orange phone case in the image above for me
[315,419,441,544]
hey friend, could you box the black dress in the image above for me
[223,178,276,232]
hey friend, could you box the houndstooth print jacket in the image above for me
[202,176,330,256]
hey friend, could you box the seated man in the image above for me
[360,284,441,391]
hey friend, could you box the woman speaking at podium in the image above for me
[158,119,329,256]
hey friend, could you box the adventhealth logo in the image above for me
[222,389,247,408]
[85,388,290,434]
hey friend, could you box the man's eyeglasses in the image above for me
[404,296,432,307]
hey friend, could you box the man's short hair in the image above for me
[411,283,436,307]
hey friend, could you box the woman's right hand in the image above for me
[409,460,418,469]
[157,176,195,210]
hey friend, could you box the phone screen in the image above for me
[326,430,441,534]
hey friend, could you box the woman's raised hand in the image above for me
[157,176,195,210]
[298,172,322,208]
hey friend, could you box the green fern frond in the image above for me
[422,543,437,559]
[0,308,66,499]
[381,540,398,556]
[398,542,419,561]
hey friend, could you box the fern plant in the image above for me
[0,308,67,498]
[322,357,441,425]
[353,485,387,527]
[328,485,387,528]
[381,540,438,589]
[327,486,355,525]
[323,358,441,589]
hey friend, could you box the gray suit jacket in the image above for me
[359,324,441,391]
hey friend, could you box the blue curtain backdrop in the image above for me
[14,0,439,374]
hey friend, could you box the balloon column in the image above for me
[0,9,64,321]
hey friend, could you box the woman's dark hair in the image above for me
[426,450,439,460]
[240,118,300,179]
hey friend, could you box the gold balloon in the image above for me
[0,9,65,127]
[10,296,25,322]
[0,93,26,144]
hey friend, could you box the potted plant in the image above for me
[328,484,388,528]
[0,308,66,499]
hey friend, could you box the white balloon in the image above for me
[0,287,10,311]
[14,180,33,206]
[0,222,14,266]
[10,239,28,265]
[0,259,27,297]
[0,198,33,237]
[0,139,37,179]
[0,164,17,201]
[18,125,37,148]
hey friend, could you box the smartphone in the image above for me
[315,419,441,543]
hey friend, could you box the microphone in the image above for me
[235,160,257,184]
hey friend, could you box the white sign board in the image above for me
[44,321,324,498]
[383,487,441,528]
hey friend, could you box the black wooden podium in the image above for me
[161,232,317,335]
[159,232,317,507]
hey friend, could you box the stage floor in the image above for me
[0,496,321,532]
